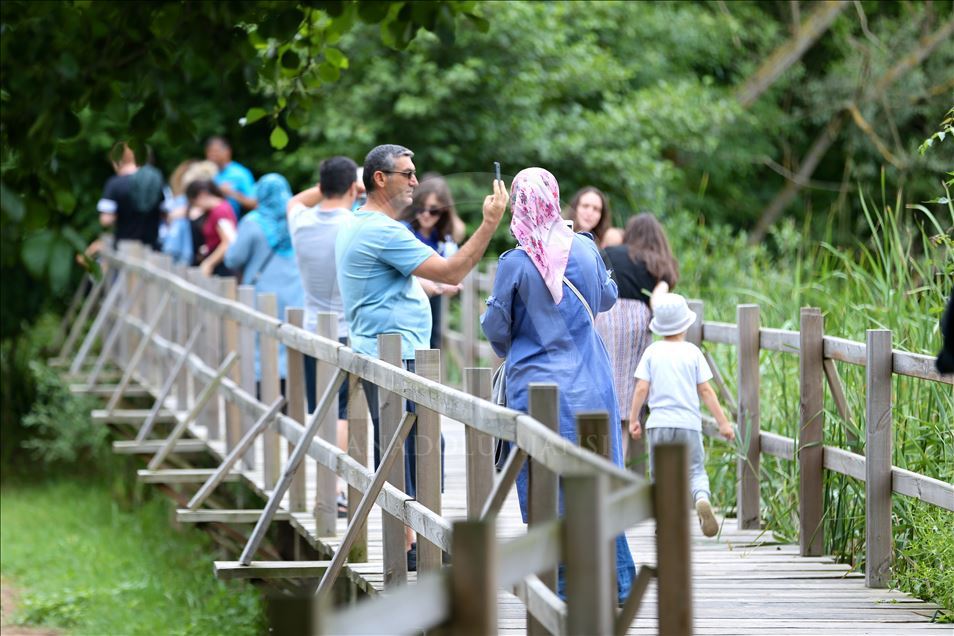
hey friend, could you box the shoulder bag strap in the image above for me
[514,245,595,323]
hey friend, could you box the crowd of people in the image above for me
[93,140,738,593]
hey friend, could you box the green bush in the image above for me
[893,505,954,620]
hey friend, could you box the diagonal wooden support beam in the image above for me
[135,326,203,442]
[147,352,238,470]
[68,272,120,374]
[105,291,172,413]
[314,411,417,600]
[187,396,286,511]
[86,278,146,386]
[177,509,293,524]
[215,561,331,580]
[52,275,91,354]
[480,444,527,520]
[138,468,240,484]
[238,369,348,566]
[614,565,656,636]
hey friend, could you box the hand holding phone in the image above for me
[494,161,501,182]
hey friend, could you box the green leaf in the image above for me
[358,1,392,24]
[317,62,340,83]
[1,182,26,222]
[48,237,74,293]
[244,107,268,125]
[54,187,77,213]
[280,49,301,70]
[323,47,348,69]
[466,13,490,33]
[269,126,289,150]
[22,230,55,278]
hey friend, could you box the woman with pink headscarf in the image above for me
[481,167,636,603]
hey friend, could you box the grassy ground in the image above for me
[0,478,264,635]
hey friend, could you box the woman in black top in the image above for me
[595,213,679,456]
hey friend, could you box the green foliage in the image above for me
[0,479,264,634]
[21,359,107,466]
[892,505,954,620]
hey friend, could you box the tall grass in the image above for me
[667,184,952,611]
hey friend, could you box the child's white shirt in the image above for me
[634,340,713,431]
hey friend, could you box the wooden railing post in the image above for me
[174,263,190,412]
[347,372,369,562]
[204,274,222,440]
[737,303,761,530]
[654,443,692,636]
[564,472,611,636]
[865,328,893,588]
[286,308,308,512]
[314,312,339,535]
[799,307,825,556]
[258,292,281,489]
[577,411,617,610]
[378,333,408,587]
[415,348,442,573]
[463,368,494,519]
[237,285,257,468]
[449,519,497,635]
[687,299,704,346]
[221,277,241,453]
[527,383,559,636]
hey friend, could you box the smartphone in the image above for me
[494,161,501,182]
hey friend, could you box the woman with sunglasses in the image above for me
[399,176,466,349]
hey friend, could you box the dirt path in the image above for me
[0,578,60,636]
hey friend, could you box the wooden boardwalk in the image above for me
[169,405,946,635]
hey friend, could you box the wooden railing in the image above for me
[444,267,953,590]
[60,241,694,635]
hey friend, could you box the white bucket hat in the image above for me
[650,293,697,336]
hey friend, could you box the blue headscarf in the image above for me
[247,173,293,256]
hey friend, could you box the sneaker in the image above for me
[695,498,718,537]
[407,542,417,572]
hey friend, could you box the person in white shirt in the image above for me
[287,156,358,516]
[629,293,735,537]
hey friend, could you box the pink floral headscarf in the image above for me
[510,168,574,303]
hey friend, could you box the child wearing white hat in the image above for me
[628,293,735,537]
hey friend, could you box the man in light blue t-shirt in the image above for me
[336,143,507,569]
[205,136,256,216]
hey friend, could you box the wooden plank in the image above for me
[69,272,122,374]
[702,321,737,345]
[285,308,307,512]
[528,383,559,636]
[147,353,238,470]
[137,469,240,484]
[314,312,339,535]
[564,473,611,636]
[314,412,417,600]
[321,570,449,635]
[760,431,794,460]
[512,575,566,636]
[177,509,293,523]
[654,444,692,636]
[105,292,171,413]
[173,263,190,412]
[481,445,528,520]
[237,285,257,469]
[737,304,761,529]
[93,409,177,426]
[449,520,497,635]
[823,446,865,480]
[893,349,953,384]
[463,367,494,519]
[823,358,851,425]
[687,300,704,346]
[71,384,151,399]
[203,275,222,440]
[760,327,800,354]
[113,439,207,454]
[823,336,866,366]
[136,327,202,442]
[214,561,330,580]
[347,372,369,562]
[865,329,892,588]
[187,397,285,511]
[60,274,106,363]
[239,368,346,565]
[378,333,408,589]
[258,292,281,489]
[799,307,824,556]
[414,349,442,574]
[577,410,617,607]
[892,467,954,511]
[221,277,242,452]
[615,565,655,636]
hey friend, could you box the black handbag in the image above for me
[491,362,510,471]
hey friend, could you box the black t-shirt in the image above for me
[98,173,161,248]
[604,245,658,304]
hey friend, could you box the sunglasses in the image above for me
[417,206,448,217]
